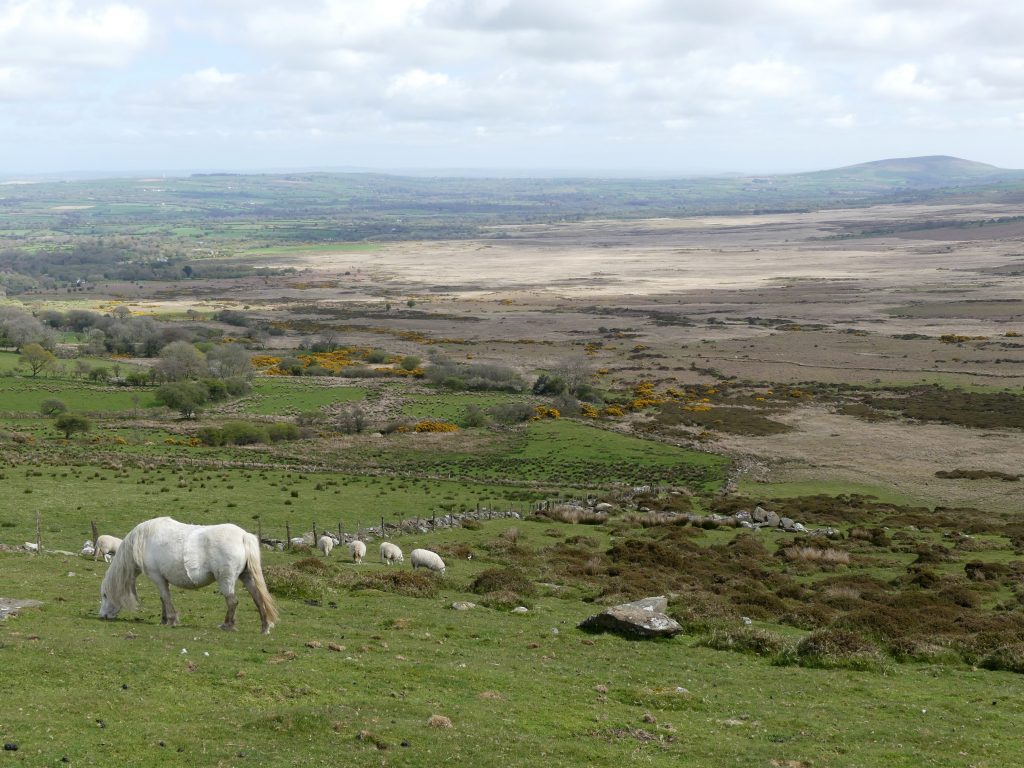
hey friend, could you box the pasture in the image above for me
[2,515,1023,767]
[2,187,1024,766]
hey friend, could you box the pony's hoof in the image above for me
[219,623,237,632]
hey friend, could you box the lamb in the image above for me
[347,539,367,563]
[94,534,122,563]
[318,535,335,557]
[410,548,445,575]
[379,542,404,565]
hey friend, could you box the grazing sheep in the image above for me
[379,542,404,565]
[410,548,446,575]
[348,539,367,563]
[94,535,122,563]
[318,535,335,557]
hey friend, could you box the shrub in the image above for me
[399,355,421,371]
[267,422,301,442]
[782,546,851,566]
[264,565,328,601]
[365,349,389,364]
[221,421,269,445]
[414,420,459,433]
[353,571,438,598]
[470,568,536,597]
[39,398,66,417]
[979,643,1024,673]
[53,413,92,439]
[461,404,490,428]
[699,627,791,657]
[487,402,535,424]
[786,628,887,672]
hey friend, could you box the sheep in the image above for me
[95,535,122,563]
[347,539,367,564]
[318,535,335,557]
[410,548,445,575]
[379,542,404,565]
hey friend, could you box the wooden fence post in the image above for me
[312,522,317,544]
[257,516,262,544]
[90,520,99,545]
[381,516,386,537]
[35,511,42,553]
[285,522,291,550]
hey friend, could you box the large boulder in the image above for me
[578,596,682,639]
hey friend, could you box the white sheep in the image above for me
[94,535,122,563]
[318,535,335,557]
[379,542,404,565]
[410,548,445,575]
[347,539,367,563]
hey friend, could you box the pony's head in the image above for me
[98,544,139,619]
[99,588,120,619]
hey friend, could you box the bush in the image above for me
[487,402,535,424]
[533,373,566,396]
[461,404,490,428]
[470,568,537,597]
[221,421,270,445]
[399,355,421,371]
[264,565,328,601]
[353,571,438,598]
[39,398,66,417]
[53,412,92,439]
[979,643,1024,673]
[786,628,887,672]
[267,422,301,442]
[365,349,389,364]
[699,627,791,657]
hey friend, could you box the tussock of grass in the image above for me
[698,627,791,657]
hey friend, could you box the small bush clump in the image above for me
[353,571,438,598]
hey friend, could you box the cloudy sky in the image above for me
[2,0,1024,175]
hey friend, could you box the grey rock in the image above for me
[511,606,529,614]
[578,596,682,639]
[764,512,781,528]
[594,503,614,513]
[779,517,797,531]
[752,505,771,523]
[451,602,477,611]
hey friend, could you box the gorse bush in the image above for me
[426,357,526,392]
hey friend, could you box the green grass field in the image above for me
[243,379,367,415]
[1,517,1022,767]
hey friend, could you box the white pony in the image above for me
[99,517,278,634]
[318,535,335,557]
[348,539,367,563]
[379,541,404,565]
[94,534,122,563]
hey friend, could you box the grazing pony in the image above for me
[94,534,122,563]
[99,517,278,634]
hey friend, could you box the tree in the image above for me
[54,413,91,439]
[20,343,55,377]
[206,343,252,379]
[39,398,67,416]
[155,381,208,418]
[156,341,206,381]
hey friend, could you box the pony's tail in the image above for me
[243,533,279,631]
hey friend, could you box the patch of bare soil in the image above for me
[0,598,42,620]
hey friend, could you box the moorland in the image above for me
[0,156,1023,767]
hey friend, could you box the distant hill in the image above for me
[794,155,1024,189]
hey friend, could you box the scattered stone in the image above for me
[427,714,453,729]
[642,712,657,724]
[451,601,477,611]
[594,503,614,513]
[511,606,529,614]
[578,596,682,639]
[0,598,42,621]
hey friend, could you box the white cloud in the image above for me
[874,63,944,101]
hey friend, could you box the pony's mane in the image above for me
[100,518,160,612]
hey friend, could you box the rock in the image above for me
[451,602,477,611]
[594,503,614,513]
[733,509,752,522]
[578,596,682,639]
[427,714,453,729]
[764,512,781,528]
[511,606,529,614]
[752,505,771,523]
[779,517,797,531]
